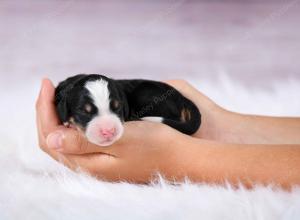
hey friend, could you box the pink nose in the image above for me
[100,127,116,138]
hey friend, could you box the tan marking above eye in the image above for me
[85,104,92,113]
[112,100,120,109]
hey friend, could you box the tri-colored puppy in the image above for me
[55,74,201,146]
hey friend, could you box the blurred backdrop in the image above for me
[0,0,299,88]
[1,2,300,218]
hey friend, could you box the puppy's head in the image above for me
[55,74,128,146]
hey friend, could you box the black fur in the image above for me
[55,74,201,135]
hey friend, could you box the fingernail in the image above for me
[47,131,64,150]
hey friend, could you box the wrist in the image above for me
[195,102,231,141]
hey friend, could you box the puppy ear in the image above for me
[55,74,87,123]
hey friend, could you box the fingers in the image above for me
[45,129,119,177]
[46,128,114,155]
[36,78,61,154]
[64,153,119,179]
[44,128,119,177]
[164,79,197,101]
[164,79,214,108]
[164,79,189,90]
[39,118,118,175]
[39,144,118,178]
[36,78,61,136]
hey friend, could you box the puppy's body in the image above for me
[55,74,201,146]
[118,79,201,134]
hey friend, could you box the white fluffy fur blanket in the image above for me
[0,77,300,220]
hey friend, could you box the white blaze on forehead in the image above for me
[85,79,110,114]
[84,79,124,146]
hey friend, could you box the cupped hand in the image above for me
[36,78,300,187]
[36,79,186,182]
[36,78,232,182]
[164,79,230,141]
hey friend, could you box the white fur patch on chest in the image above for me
[85,79,111,115]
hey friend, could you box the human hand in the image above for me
[36,78,300,186]
[36,79,188,182]
[165,80,233,142]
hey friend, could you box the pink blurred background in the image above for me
[0,0,299,88]
[0,3,300,217]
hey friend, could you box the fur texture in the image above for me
[0,76,300,220]
[55,74,201,146]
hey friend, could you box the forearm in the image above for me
[170,136,300,189]
[176,80,300,145]
[195,106,300,144]
[222,112,300,144]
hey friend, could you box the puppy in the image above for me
[55,74,201,146]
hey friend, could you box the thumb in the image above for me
[46,128,112,155]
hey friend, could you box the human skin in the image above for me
[36,79,300,188]
[167,80,300,145]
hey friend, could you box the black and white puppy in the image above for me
[55,74,201,146]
